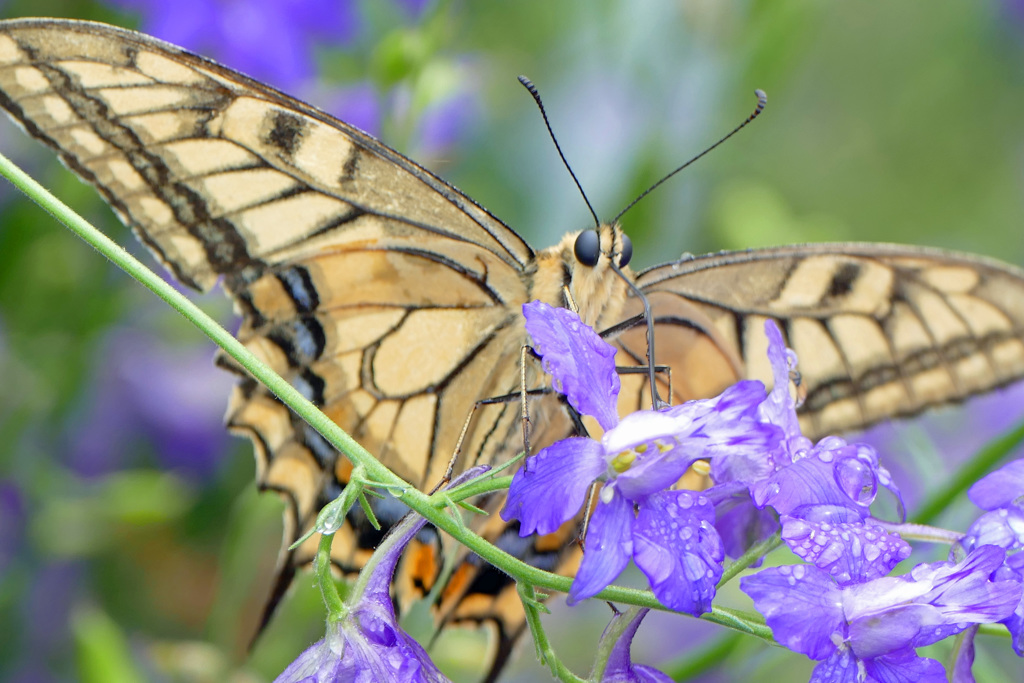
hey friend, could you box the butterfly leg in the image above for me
[436,386,551,491]
[521,344,536,457]
[616,364,673,408]
[609,262,667,410]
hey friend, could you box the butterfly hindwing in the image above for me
[611,243,1024,440]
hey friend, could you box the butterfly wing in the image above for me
[610,242,1024,438]
[0,15,546,643]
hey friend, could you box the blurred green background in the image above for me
[1,0,1024,681]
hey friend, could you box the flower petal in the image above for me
[961,505,1024,553]
[698,380,782,460]
[809,648,860,683]
[598,608,673,683]
[569,490,633,605]
[911,545,1022,633]
[741,564,844,660]
[781,515,911,585]
[633,490,723,615]
[969,458,1024,510]
[272,470,488,683]
[753,448,864,518]
[759,319,802,441]
[839,546,1023,654]
[523,301,620,430]
[862,650,947,683]
[502,437,606,536]
[610,383,781,501]
[705,483,779,562]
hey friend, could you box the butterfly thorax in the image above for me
[531,223,632,330]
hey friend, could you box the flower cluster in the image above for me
[499,301,1024,681]
[502,302,780,613]
[742,545,1019,681]
[110,0,358,91]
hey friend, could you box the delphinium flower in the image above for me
[741,545,1022,682]
[0,481,22,575]
[957,457,1024,656]
[501,301,781,614]
[272,471,491,683]
[108,1,481,157]
[710,320,911,584]
[595,607,672,683]
[66,329,231,481]
[108,0,356,92]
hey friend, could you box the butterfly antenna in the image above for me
[611,89,767,225]
[519,75,600,228]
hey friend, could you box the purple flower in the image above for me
[960,457,1024,656]
[501,302,779,613]
[67,329,231,481]
[272,470,491,683]
[396,0,433,19]
[0,481,24,575]
[416,91,482,156]
[110,0,357,91]
[713,321,911,583]
[967,457,1024,511]
[741,545,1022,682]
[322,82,384,137]
[597,608,672,683]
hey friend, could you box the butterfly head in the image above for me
[573,225,632,269]
[535,223,633,331]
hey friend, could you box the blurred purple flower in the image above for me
[742,545,1022,682]
[502,302,778,613]
[967,457,1024,511]
[25,562,79,649]
[396,0,432,19]
[0,481,24,576]
[67,329,231,481]
[1004,0,1024,26]
[323,82,384,137]
[416,91,481,156]
[109,0,357,91]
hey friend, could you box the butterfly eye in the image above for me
[574,230,601,267]
[618,234,633,267]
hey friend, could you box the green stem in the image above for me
[0,150,781,647]
[718,531,782,587]
[518,584,585,683]
[315,532,345,618]
[442,474,514,503]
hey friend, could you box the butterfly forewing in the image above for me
[0,14,548,635]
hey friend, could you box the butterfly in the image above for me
[2,17,1024,681]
